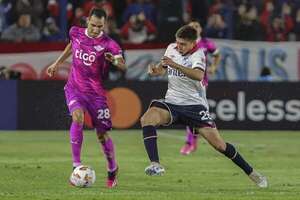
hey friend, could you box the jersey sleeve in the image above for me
[164,43,176,57]
[191,49,206,71]
[107,40,123,59]
[69,26,78,42]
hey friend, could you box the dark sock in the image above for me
[107,168,118,180]
[222,143,253,175]
[142,125,159,163]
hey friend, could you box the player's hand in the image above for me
[148,63,161,76]
[47,63,58,77]
[104,52,114,63]
[208,64,217,75]
[161,56,176,68]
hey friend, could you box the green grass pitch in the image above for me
[0,130,299,200]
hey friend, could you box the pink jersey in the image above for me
[66,26,122,96]
[197,38,218,87]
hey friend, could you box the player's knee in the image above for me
[140,112,159,127]
[97,132,108,143]
[70,137,82,144]
[72,109,84,124]
[214,141,227,153]
[140,115,149,127]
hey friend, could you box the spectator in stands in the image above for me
[120,12,156,43]
[42,17,63,41]
[156,0,183,42]
[83,0,114,18]
[280,2,294,40]
[72,7,86,27]
[106,17,122,45]
[122,0,156,24]
[258,66,273,81]
[235,4,264,41]
[0,66,21,80]
[1,13,41,42]
[188,0,209,27]
[47,0,59,18]
[260,0,274,35]
[208,0,234,38]
[0,0,12,37]
[205,13,228,38]
[105,17,126,80]
[266,16,291,42]
[295,8,300,41]
[14,0,45,30]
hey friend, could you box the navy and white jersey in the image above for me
[164,43,208,107]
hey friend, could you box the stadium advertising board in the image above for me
[0,40,300,81]
[13,81,300,130]
[0,80,17,130]
[207,82,300,130]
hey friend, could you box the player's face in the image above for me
[188,22,202,38]
[176,38,196,55]
[87,15,106,38]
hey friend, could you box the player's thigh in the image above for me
[140,106,171,126]
[65,86,86,123]
[197,127,226,151]
[86,98,112,134]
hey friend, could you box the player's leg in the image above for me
[88,98,118,188]
[70,109,85,168]
[140,104,171,176]
[65,87,85,169]
[96,131,118,188]
[197,127,268,188]
[180,126,200,155]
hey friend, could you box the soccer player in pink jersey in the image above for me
[180,20,222,155]
[47,8,126,188]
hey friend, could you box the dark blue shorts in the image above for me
[150,99,216,128]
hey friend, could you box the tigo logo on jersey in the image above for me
[75,49,96,66]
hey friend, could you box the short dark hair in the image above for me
[89,8,107,19]
[189,18,200,25]
[175,25,197,41]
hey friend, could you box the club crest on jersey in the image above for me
[94,45,104,52]
[75,49,96,66]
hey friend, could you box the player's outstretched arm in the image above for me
[104,52,126,71]
[208,52,221,75]
[161,56,204,81]
[47,43,72,77]
[148,62,166,76]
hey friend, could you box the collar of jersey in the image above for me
[85,29,103,39]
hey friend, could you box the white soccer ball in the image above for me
[69,165,96,187]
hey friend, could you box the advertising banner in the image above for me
[15,81,300,130]
[0,80,17,130]
[0,40,299,81]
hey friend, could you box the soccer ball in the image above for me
[69,165,96,187]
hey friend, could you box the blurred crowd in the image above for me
[0,0,300,43]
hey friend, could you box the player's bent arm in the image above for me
[210,52,221,73]
[113,57,126,71]
[173,63,204,81]
[47,43,72,77]
[149,62,167,76]
[53,43,72,66]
